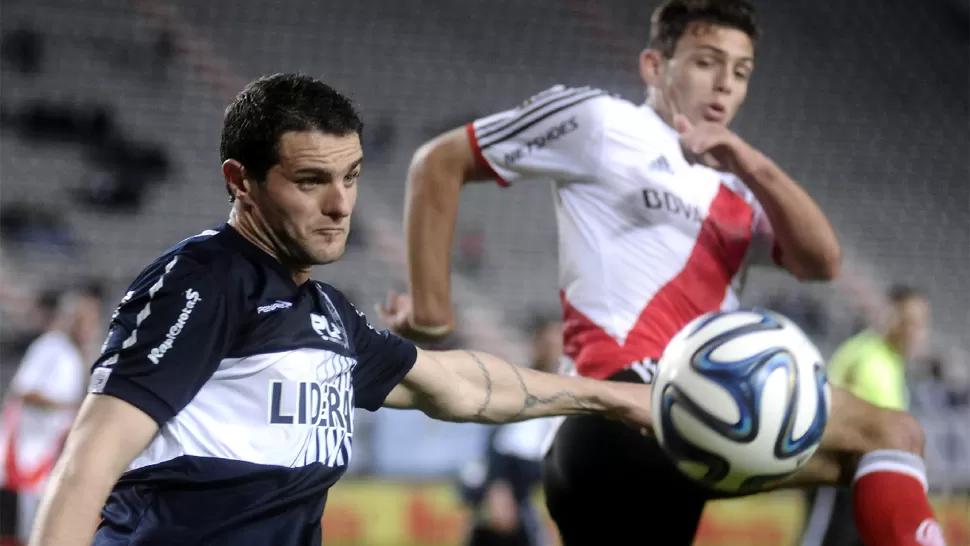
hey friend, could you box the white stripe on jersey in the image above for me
[102,230,220,370]
[475,85,573,133]
[476,86,606,149]
[121,256,180,351]
[128,348,357,472]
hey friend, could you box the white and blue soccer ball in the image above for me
[651,308,831,493]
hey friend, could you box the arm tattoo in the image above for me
[466,351,494,422]
[505,361,592,420]
[465,350,592,422]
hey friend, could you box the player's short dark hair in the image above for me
[887,284,924,305]
[37,288,62,316]
[649,0,760,58]
[75,278,106,301]
[220,73,364,200]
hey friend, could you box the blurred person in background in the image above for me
[457,314,562,546]
[394,0,948,543]
[800,284,930,546]
[0,283,104,546]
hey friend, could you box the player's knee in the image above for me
[857,407,925,457]
[828,388,924,457]
[876,410,924,455]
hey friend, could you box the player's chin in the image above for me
[310,244,345,265]
[307,232,347,262]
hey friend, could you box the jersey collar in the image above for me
[218,223,304,290]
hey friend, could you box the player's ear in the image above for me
[639,48,665,89]
[222,159,253,203]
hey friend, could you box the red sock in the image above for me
[852,450,947,546]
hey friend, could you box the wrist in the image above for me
[406,317,453,338]
[732,141,775,184]
[585,379,626,416]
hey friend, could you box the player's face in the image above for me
[643,22,755,126]
[257,131,362,267]
[889,297,931,358]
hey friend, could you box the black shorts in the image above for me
[540,367,727,546]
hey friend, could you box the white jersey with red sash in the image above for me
[0,331,85,493]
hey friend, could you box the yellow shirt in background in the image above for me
[825,330,908,411]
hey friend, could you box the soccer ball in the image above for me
[651,308,831,494]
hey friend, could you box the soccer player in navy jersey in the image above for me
[28,74,657,546]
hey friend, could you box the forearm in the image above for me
[735,146,842,280]
[29,447,118,545]
[404,145,462,329]
[20,392,76,411]
[417,350,613,423]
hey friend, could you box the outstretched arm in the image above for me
[384,348,652,427]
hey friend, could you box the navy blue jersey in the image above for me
[88,224,417,546]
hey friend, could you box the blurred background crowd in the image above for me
[0,0,967,544]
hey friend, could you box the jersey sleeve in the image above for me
[88,255,236,426]
[466,85,609,187]
[345,301,418,411]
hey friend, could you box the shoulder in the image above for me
[127,227,254,297]
[597,100,686,160]
[168,228,243,279]
[474,85,622,139]
[505,85,619,117]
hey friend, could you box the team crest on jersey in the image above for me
[311,313,345,345]
[311,285,349,349]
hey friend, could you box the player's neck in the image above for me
[227,211,312,286]
[644,95,674,128]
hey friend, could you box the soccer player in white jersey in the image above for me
[388,1,946,544]
[27,74,662,546]
[0,285,102,545]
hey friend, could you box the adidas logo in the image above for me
[648,156,673,173]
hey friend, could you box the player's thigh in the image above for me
[542,413,708,545]
[782,386,924,487]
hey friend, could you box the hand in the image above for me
[603,381,656,437]
[673,114,751,174]
[375,290,452,342]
